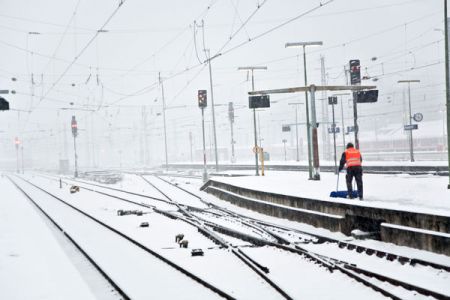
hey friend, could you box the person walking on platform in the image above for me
[338,142,363,200]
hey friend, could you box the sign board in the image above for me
[328,96,337,105]
[413,112,423,122]
[404,124,418,130]
[347,126,355,133]
[282,125,291,132]
[0,90,9,94]
[328,127,340,134]
[356,90,378,103]
[0,97,9,111]
[249,95,270,109]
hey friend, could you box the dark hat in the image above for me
[346,142,354,149]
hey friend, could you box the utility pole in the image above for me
[205,49,219,172]
[159,72,169,171]
[228,102,236,163]
[398,80,420,162]
[445,0,450,189]
[282,139,287,161]
[309,85,321,180]
[199,20,220,171]
[71,116,78,177]
[288,102,304,161]
[238,66,268,176]
[320,56,330,161]
[21,145,24,173]
[189,131,193,163]
[14,137,20,173]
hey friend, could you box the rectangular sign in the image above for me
[356,90,378,103]
[328,127,340,134]
[346,126,355,133]
[282,125,291,132]
[404,124,418,130]
[249,95,270,109]
[328,96,337,105]
[0,90,9,94]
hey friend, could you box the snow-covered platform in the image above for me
[168,160,448,175]
[201,171,450,255]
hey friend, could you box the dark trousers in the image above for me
[346,166,363,198]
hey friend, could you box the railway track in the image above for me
[153,174,450,300]
[9,175,234,300]
[35,172,450,299]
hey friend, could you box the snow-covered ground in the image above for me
[3,172,450,299]
[0,177,105,300]
[207,170,450,216]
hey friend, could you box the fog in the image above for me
[0,0,447,172]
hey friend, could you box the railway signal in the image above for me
[198,90,208,182]
[198,89,207,108]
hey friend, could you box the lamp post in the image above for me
[238,66,267,176]
[285,41,323,180]
[288,102,304,161]
[398,80,420,162]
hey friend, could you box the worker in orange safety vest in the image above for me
[338,142,363,200]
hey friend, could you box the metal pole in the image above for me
[21,146,24,173]
[303,46,313,179]
[73,136,78,177]
[189,131,193,163]
[16,145,19,173]
[444,0,450,189]
[408,82,415,162]
[340,96,346,149]
[251,70,259,176]
[206,50,219,172]
[159,73,169,171]
[283,140,287,161]
[353,92,360,149]
[230,117,235,163]
[295,105,299,161]
[201,107,208,182]
[309,85,320,180]
[332,103,337,174]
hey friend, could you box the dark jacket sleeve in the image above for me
[338,152,346,171]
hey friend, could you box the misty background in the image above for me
[0,0,447,171]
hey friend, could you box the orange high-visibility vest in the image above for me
[345,147,362,167]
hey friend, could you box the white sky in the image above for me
[0,0,447,169]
